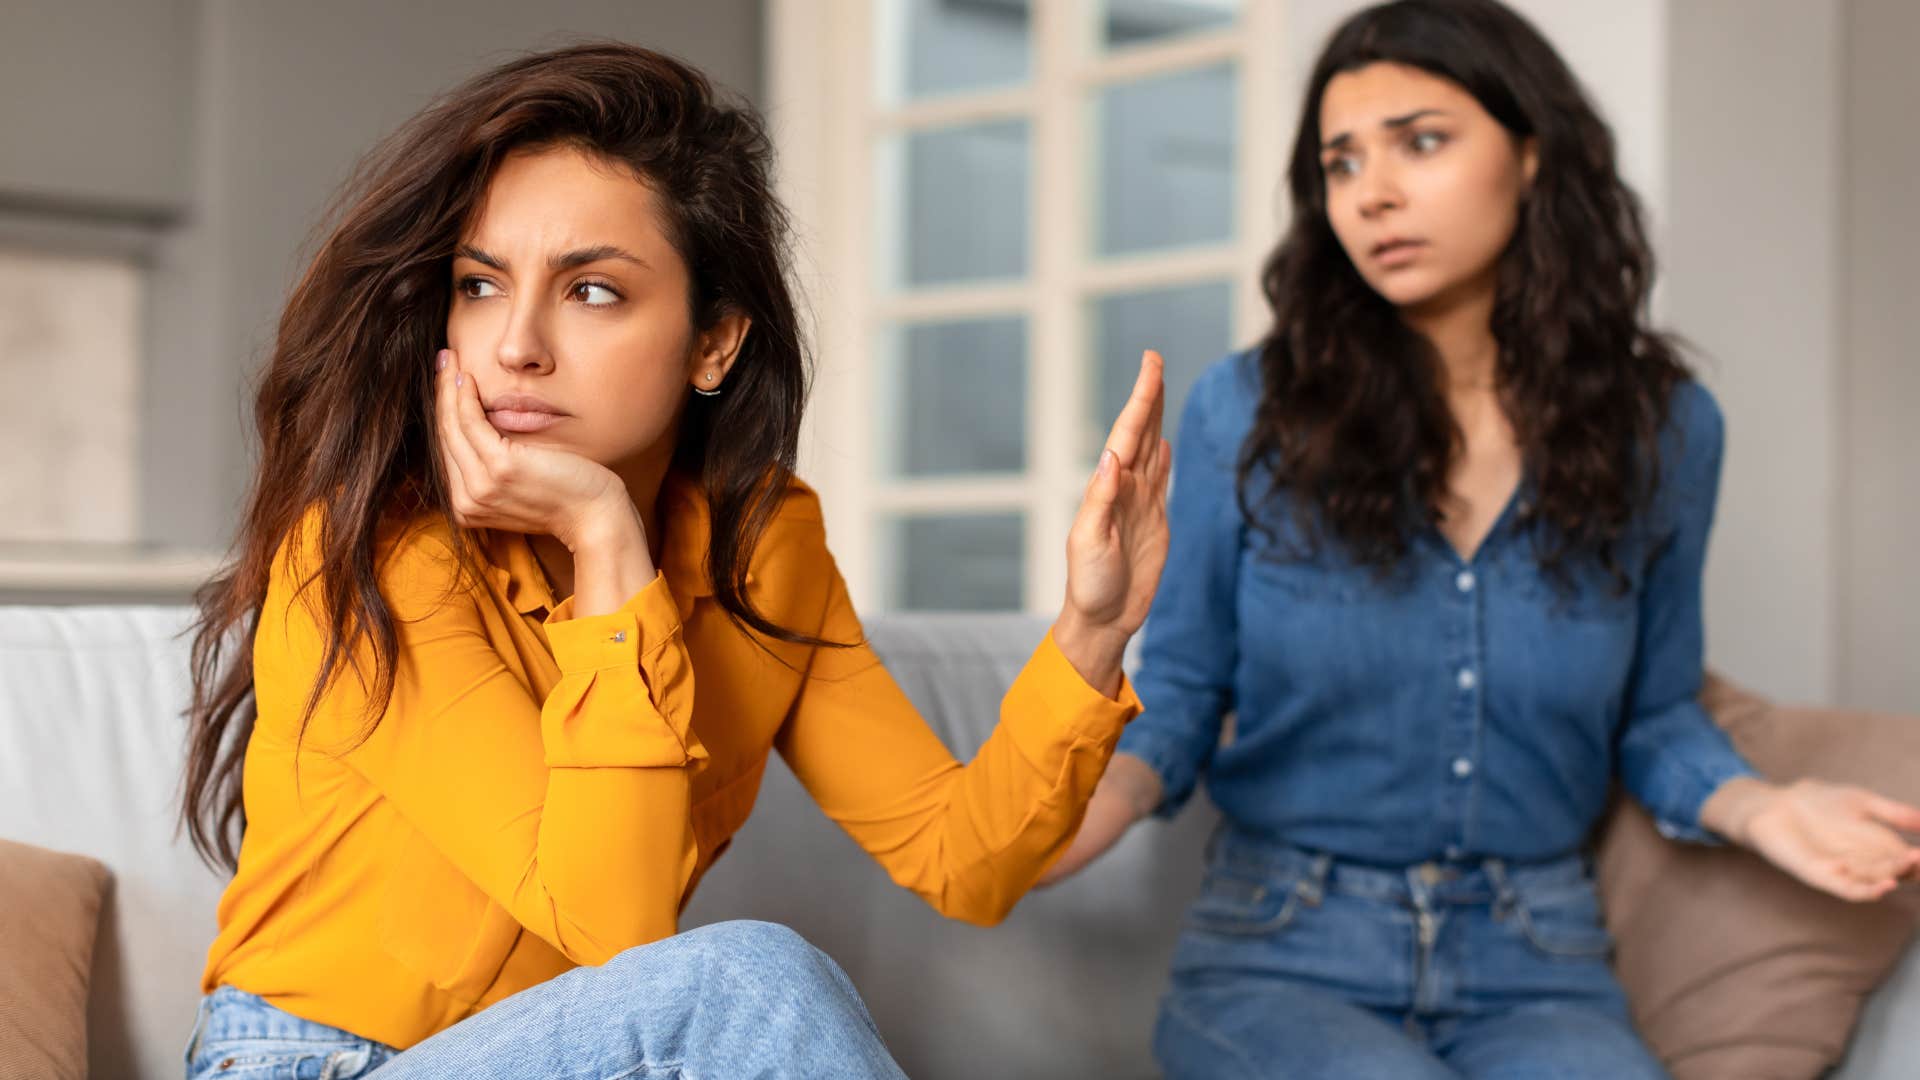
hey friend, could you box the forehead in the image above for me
[460,145,675,259]
[1319,62,1482,136]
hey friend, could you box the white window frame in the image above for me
[768,0,1292,614]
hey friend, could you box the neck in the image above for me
[1402,273,1500,396]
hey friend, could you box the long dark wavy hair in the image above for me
[1243,0,1689,580]
[183,43,819,872]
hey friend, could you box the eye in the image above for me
[456,276,500,299]
[1409,130,1449,154]
[1322,153,1359,179]
[569,280,622,308]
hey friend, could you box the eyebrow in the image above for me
[1321,109,1451,152]
[454,243,651,273]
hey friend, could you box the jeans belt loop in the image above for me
[1485,857,1518,920]
[1295,851,1334,907]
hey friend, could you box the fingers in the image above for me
[1076,449,1122,540]
[1826,865,1895,902]
[434,350,474,490]
[1794,846,1897,901]
[452,355,506,463]
[1134,350,1167,471]
[1865,794,1920,835]
[436,349,493,519]
[1104,350,1165,469]
[1814,823,1917,899]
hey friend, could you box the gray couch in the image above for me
[0,605,1913,1079]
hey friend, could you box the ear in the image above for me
[1519,135,1540,192]
[689,309,752,392]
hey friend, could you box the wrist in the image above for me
[1699,775,1781,848]
[1108,752,1165,821]
[563,493,645,557]
[1051,609,1129,699]
[561,496,655,618]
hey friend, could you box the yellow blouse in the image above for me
[200,475,1140,1050]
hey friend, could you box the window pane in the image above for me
[1098,0,1240,50]
[879,0,1031,102]
[881,316,1027,477]
[1092,65,1235,257]
[0,249,141,545]
[882,119,1030,288]
[1087,281,1234,462]
[885,513,1025,611]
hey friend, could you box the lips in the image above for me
[1370,237,1426,267]
[483,392,569,434]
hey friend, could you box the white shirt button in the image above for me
[1457,668,1477,691]
[1452,757,1474,779]
[611,631,627,643]
[1456,570,1476,593]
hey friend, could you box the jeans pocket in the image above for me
[1185,866,1303,937]
[188,1039,374,1080]
[1510,881,1613,959]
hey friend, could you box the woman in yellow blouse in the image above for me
[177,43,1170,1080]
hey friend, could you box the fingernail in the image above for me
[436,349,449,371]
[455,373,463,388]
[1098,449,1116,476]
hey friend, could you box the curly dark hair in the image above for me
[183,42,816,871]
[1242,0,1689,582]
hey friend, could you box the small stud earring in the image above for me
[693,371,722,398]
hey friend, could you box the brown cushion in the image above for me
[1597,673,1920,1080]
[0,838,110,1080]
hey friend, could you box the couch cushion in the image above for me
[0,838,111,1080]
[1598,674,1920,1080]
[0,606,229,1080]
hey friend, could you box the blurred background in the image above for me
[0,0,1913,713]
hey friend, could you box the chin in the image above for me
[1367,274,1442,309]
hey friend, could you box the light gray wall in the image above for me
[1664,0,1846,706]
[1840,0,1920,713]
[0,0,196,218]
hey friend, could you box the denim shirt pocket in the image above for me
[1243,541,1403,606]
[1503,539,1643,623]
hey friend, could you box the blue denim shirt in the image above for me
[1117,350,1756,864]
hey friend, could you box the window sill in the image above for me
[0,549,223,603]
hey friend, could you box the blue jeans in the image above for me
[1153,827,1669,1080]
[183,920,908,1079]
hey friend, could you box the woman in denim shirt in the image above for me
[1044,2,1920,1077]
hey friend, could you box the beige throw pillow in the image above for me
[0,838,111,1080]
[1597,675,1920,1080]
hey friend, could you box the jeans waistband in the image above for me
[185,985,376,1064]
[1205,825,1593,910]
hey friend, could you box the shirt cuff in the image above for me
[544,573,683,673]
[1642,755,1760,847]
[1114,725,1203,820]
[539,573,702,769]
[1020,629,1143,742]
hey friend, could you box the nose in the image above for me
[1354,158,1404,220]
[494,296,555,376]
